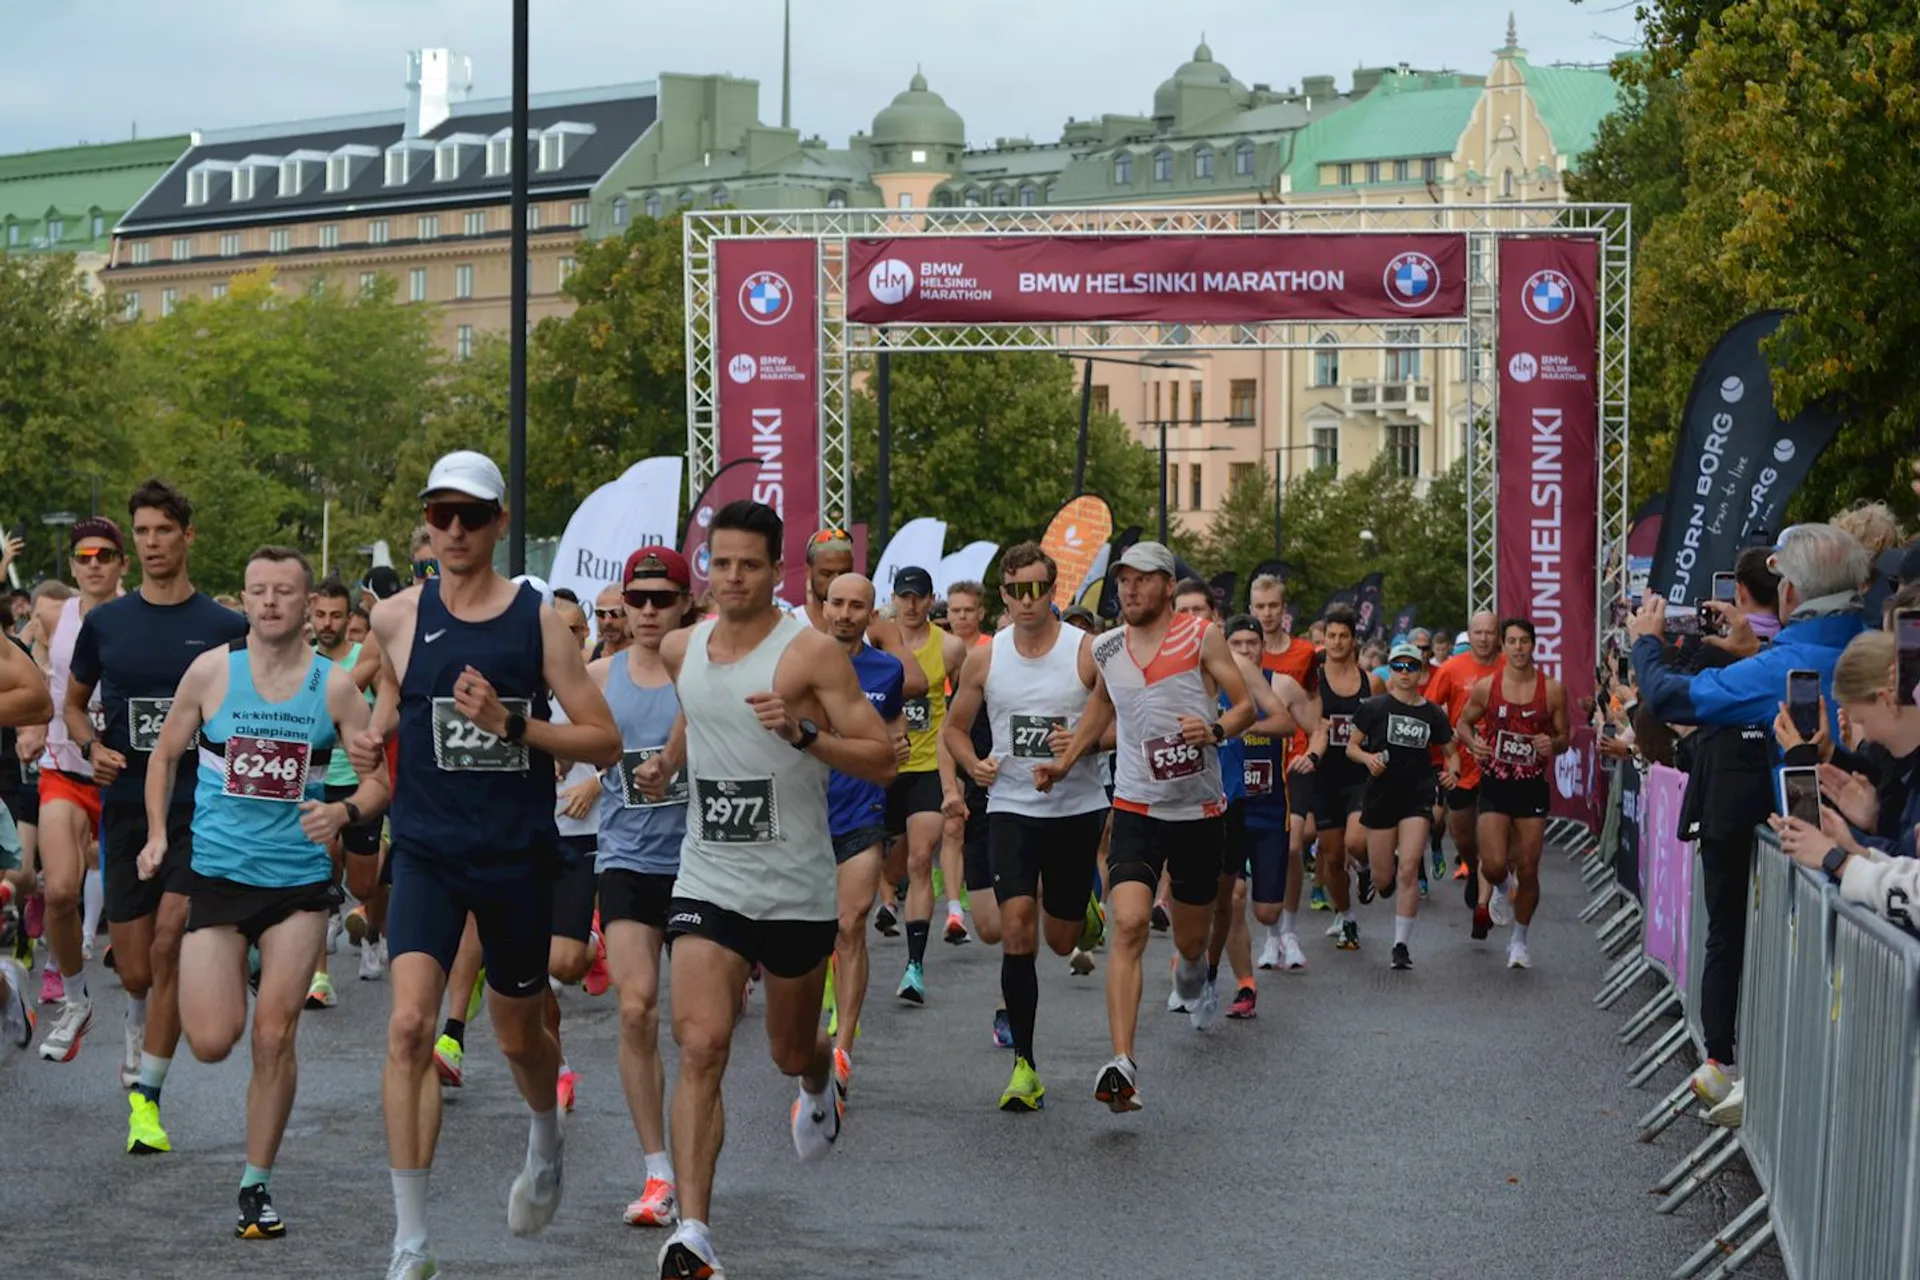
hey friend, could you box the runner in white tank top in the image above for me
[634,503,896,1280]
[1032,541,1255,1115]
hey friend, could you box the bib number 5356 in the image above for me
[1142,733,1205,782]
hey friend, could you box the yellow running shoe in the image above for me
[433,1034,464,1088]
[998,1056,1045,1112]
[127,1092,171,1154]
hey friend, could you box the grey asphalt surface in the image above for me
[1,847,1783,1280]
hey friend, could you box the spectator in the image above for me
[1831,501,1905,560]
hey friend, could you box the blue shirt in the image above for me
[1218,689,1246,804]
[830,644,904,838]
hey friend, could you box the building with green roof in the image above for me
[0,135,191,284]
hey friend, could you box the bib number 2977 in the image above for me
[1142,733,1204,782]
[695,777,778,843]
[1008,714,1063,760]
[431,697,531,773]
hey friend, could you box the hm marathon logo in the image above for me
[867,258,915,305]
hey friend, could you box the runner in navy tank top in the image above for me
[350,451,620,1280]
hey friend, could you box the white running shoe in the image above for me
[360,938,388,982]
[507,1140,565,1236]
[1325,917,1344,937]
[789,1088,840,1162]
[120,1017,143,1089]
[1165,986,1190,1014]
[658,1225,726,1279]
[1093,1054,1142,1112]
[1689,1060,1734,1107]
[1488,883,1514,927]
[1506,939,1531,970]
[1280,933,1307,971]
[37,996,92,1063]
[1189,979,1222,1032]
[325,912,344,956]
[1256,935,1281,970]
[0,958,33,1055]
[1707,1079,1745,1128]
[1067,947,1095,976]
[385,1246,440,1279]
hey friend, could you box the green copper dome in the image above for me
[871,72,966,150]
[1153,41,1247,119]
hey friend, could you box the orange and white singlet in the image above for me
[1093,612,1224,821]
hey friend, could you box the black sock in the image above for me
[905,921,930,966]
[1430,827,1445,856]
[1206,963,1219,985]
[366,925,382,944]
[1002,953,1038,1064]
[443,1018,465,1049]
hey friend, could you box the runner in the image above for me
[1456,617,1568,968]
[546,592,603,1114]
[1249,574,1322,938]
[586,547,693,1228]
[0,632,54,1061]
[799,530,928,700]
[1310,606,1384,954]
[934,579,991,948]
[592,584,632,660]
[1034,541,1253,1112]
[138,545,387,1236]
[1347,643,1460,971]
[943,543,1107,1111]
[63,482,248,1152]
[308,578,380,1009]
[631,500,895,1279]
[349,450,621,1280]
[1424,611,1502,910]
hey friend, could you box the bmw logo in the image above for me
[739,270,793,325]
[694,544,712,577]
[1521,269,1575,325]
[1384,252,1440,309]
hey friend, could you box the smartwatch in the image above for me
[1209,722,1227,745]
[79,738,97,761]
[503,712,528,744]
[793,718,820,751]
[341,800,363,827]
[1820,846,1850,885]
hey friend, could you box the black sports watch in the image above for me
[1209,721,1227,744]
[340,800,363,827]
[793,718,820,751]
[502,712,528,744]
[1821,846,1850,885]
[79,738,97,761]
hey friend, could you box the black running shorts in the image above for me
[103,801,194,924]
[989,809,1104,920]
[551,836,598,943]
[665,897,835,980]
[186,874,340,944]
[597,868,677,932]
[1107,809,1222,907]
[1478,774,1551,820]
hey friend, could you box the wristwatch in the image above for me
[1209,722,1227,744]
[79,738,97,761]
[793,718,820,751]
[502,712,528,744]
[1821,846,1850,885]
[341,800,363,827]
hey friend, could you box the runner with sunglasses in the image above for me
[592,584,632,660]
[1312,605,1383,954]
[350,450,621,1280]
[1347,643,1461,971]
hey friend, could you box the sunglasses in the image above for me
[594,607,624,620]
[1388,659,1423,673]
[810,527,852,545]
[623,589,683,611]
[72,547,121,564]
[422,501,500,532]
[1002,580,1055,601]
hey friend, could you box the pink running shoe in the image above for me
[39,966,64,1006]
[24,892,45,940]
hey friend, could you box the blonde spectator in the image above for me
[1831,501,1904,560]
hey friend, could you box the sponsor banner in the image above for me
[1207,572,1238,619]
[1613,760,1643,899]
[679,457,764,599]
[1549,725,1605,828]
[1039,494,1115,609]
[1096,526,1143,620]
[873,517,947,597]
[1496,237,1601,714]
[935,541,999,599]
[847,234,1469,326]
[550,457,683,608]
[1639,762,1694,989]
[1352,572,1385,642]
[715,238,820,603]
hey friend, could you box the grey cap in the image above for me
[420,450,506,503]
[1115,540,1176,577]
[1389,641,1424,663]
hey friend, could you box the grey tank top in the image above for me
[673,613,834,920]
[595,649,686,877]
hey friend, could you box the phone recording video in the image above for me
[1663,608,1703,640]
[1897,608,1920,706]
[1616,655,1632,684]
[1777,765,1821,827]
[1787,669,1821,741]
[1712,572,1737,605]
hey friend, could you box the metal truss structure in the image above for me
[685,202,1629,625]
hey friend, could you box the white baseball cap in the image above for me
[1115,541,1177,577]
[420,450,506,503]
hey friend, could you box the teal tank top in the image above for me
[193,645,337,888]
[323,642,366,787]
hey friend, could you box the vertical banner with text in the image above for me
[1496,236,1600,714]
[715,238,821,603]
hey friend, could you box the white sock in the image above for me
[800,1081,831,1117]
[82,869,103,941]
[1265,917,1283,941]
[680,1217,713,1251]
[946,898,964,919]
[1494,874,1513,896]
[391,1168,430,1253]
[528,1105,561,1164]
[644,1149,674,1184]
[1279,910,1298,937]
[62,966,87,1000]
[126,993,146,1023]
[1394,916,1414,946]
[1513,923,1530,945]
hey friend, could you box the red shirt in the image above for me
[1425,652,1502,788]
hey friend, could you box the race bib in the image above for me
[621,745,688,809]
[695,776,779,843]
[1327,715,1354,748]
[19,757,40,786]
[1008,713,1064,760]
[903,698,932,734]
[1385,713,1431,750]
[222,734,311,803]
[1244,758,1275,797]
[1142,733,1205,782]
[1495,730,1538,767]
[87,705,107,735]
[128,698,172,753]
[430,697,531,773]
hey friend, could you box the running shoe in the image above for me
[344,904,369,946]
[1309,884,1331,912]
[1706,1079,1745,1128]
[360,937,387,982]
[943,911,970,945]
[1165,986,1191,1014]
[1077,895,1106,950]
[1462,868,1479,909]
[1453,860,1470,880]
[325,911,344,956]
[385,1247,441,1280]
[1150,901,1171,932]
[1,957,34,1054]
[120,1017,142,1089]
[508,1139,566,1236]
[1093,1054,1142,1113]
[1689,1060,1734,1107]
[235,1183,286,1239]
[998,1056,1045,1112]
[1068,947,1095,976]
[305,972,337,1010]
[248,945,262,993]
[1256,935,1281,970]
[625,1176,678,1227]
[1390,942,1413,971]
[658,1226,724,1279]
[127,1091,170,1154]
[1471,905,1494,941]
[39,966,63,1005]
[557,1068,579,1113]
[789,1088,841,1161]
[1280,932,1307,971]
[1418,870,1430,899]
[1506,939,1531,970]
[1430,845,1448,884]
[1325,917,1344,937]
[1302,848,1317,875]
[1336,919,1360,951]
[895,961,925,1004]
[36,995,91,1062]
[1356,865,1376,905]
[991,1008,1013,1049]
[872,901,900,937]
[433,1034,464,1088]
[1226,985,1258,1020]
[584,922,611,997]
[1488,882,1514,927]
[832,1046,852,1104]
[24,891,44,939]
[1189,979,1222,1031]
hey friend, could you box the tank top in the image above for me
[1093,613,1224,821]
[551,703,600,842]
[1317,657,1371,784]
[984,624,1105,818]
[323,643,365,788]
[391,579,556,871]
[900,626,947,774]
[1241,715,1286,829]
[1262,636,1319,766]
[39,597,102,778]
[596,648,687,877]
[1484,666,1551,781]
[193,645,336,888]
[1217,689,1246,805]
[674,613,834,920]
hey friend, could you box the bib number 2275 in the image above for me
[695,777,778,844]
[1142,733,1205,782]
[431,697,531,773]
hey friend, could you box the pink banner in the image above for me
[1640,763,1693,989]
[847,234,1468,326]
[1550,725,1606,827]
[714,238,820,603]
[1496,237,1601,714]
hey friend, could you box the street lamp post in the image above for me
[41,510,77,580]
[1268,442,1319,560]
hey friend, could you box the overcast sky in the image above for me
[4,1,1637,153]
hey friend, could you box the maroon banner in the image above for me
[1550,725,1607,828]
[681,457,763,599]
[715,238,820,603]
[847,234,1467,325]
[1496,236,1600,715]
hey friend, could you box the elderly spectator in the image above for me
[1831,501,1905,560]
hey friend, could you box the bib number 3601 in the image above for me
[128,698,172,753]
[223,734,311,803]
[431,697,531,773]
[694,777,778,844]
[1142,733,1205,782]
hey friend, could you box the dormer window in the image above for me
[1153,150,1173,182]
[1194,146,1215,180]
[1114,153,1134,185]
[1235,141,1255,176]
[384,139,434,187]
[644,192,663,218]
[233,168,258,201]
[536,122,596,172]
[1018,182,1038,206]
[186,159,236,207]
[434,135,485,182]
[325,146,376,192]
[487,129,515,176]
[278,155,322,197]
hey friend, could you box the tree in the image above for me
[1197,458,1278,584]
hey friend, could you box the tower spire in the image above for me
[1506,11,1518,49]
[781,0,792,129]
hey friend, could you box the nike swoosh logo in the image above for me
[423,630,446,643]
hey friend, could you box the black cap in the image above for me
[893,566,934,597]
[365,566,404,600]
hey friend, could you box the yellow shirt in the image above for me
[902,627,947,774]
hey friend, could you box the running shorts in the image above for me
[832,825,886,866]
[1444,782,1480,813]
[884,771,943,836]
[1241,823,1289,904]
[1360,776,1440,831]
[597,868,677,932]
[386,851,554,999]
[103,801,194,924]
[1478,775,1551,820]
[322,783,382,857]
[186,874,339,944]
[1286,766,1317,821]
[1107,809,1222,907]
[38,769,101,831]
[989,809,1104,920]
[665,897,835,980]
[551,835,598,943]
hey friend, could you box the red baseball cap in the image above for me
[624,545,691,590]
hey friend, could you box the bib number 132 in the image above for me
[1142,733,1205,782]
[431,697,532,773]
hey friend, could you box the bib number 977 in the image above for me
[431,697,531,773]
[1142,733,1205,782]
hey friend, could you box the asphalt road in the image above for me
[1,847,1781,1280]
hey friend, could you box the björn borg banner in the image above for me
[846,234,1468,325]
[1496,237,1600,713]
[715,238,820,603]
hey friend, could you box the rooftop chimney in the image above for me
[405,48,473,138]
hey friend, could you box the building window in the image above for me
[1017,182,1038,206]
[90,213,105,238]
[1365,161,1381,184]
[1336,163,1353,185]
[644,192,663,218]
[1151,381,1162,424]
[612,196,630,227]
[233,168,257,201]
[5,223,17,246]
[160,288,177,317]
[557,256,576,288]
[360,271,379,294]
[318,224,339,249]
[1168,379,1180,426]
[455,264,474,299]
[327,154,350,191]
[1190,380,1203,424]
[409,268,428,303]
[1230,461,1257,494]
[1461,344,1490,382]
[187,171,210,205]
[1195,146,1215,180]
[456,325,474,361]
[220,232,241,258]
[826,189,847,209]
[123,292,140,319]
[46,217,64,242]
[417,215,439,240]
[1502,168,1515,198]
[1114,153,1133,185]
[911,148,928,164]
[527,204,542,230]
[991,186,1011,207]
[1153,149,1173,182]
[1388,422,1420,477]
[1189,464,1203,512]
[569,201,589,227]
[1386,327,1422,381]
[487,135,511,176]
[269,229,291,253]
[1167,464,1180,510]
[963,188,982,208]
[1235,141,1255,175]
[1313,333,1340,386]
[171,236,191,261]
[897,193,914,209]
[130,242,151,265]
[464,211,487,236]
[1394,159,1410,182]
[1312,422,1339,472]
[210,281,228,300]
[708,185,728,206]
[1228,379,1256,424]
[1091,385,1110,415]
[368,218,390,245]
[1422,157,1438,182]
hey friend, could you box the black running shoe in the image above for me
[235,1184,286,1239]
[1150,902,1171,932]
[873,902,900,937]
[1356,865,1376,905]
[1337,919,1360,951]
[1390,943,1412,971]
